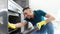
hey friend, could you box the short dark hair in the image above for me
[23,7,30,12]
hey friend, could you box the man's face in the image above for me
[23,9,33,19]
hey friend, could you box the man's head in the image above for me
[23,7,33,19]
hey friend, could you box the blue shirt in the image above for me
[24,10,46,26]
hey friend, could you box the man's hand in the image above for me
[8,22,16,29]
[36,21,46,29]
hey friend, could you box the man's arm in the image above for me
[36,10,55,29]
[8,21,27,29]
[14,21,27,28]
[45,14,55,23]
[36,14,55,29]
[37,10,55,22]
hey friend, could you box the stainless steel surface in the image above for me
[0,11,8,34]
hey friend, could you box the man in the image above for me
[8,7,55,34]
[23,7,55,34]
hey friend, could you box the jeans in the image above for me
[32,22,54,34]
